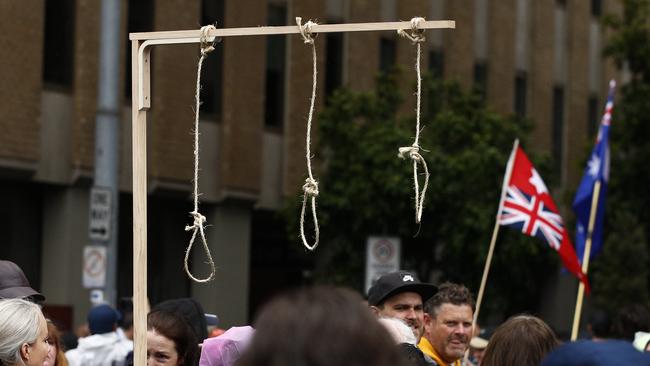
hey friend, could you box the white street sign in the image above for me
[365,236,401,293]
[89,187,111,241]
[83,245,107,289]
[90,289,105,305]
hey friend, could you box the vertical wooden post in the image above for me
[131,39,149,365]
[570,181,601,341]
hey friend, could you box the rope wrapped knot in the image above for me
[398,17,430,225]
[398,144,430,224]
[303,177,320,197]
[185,211,206,232]
[199,25,217,56]
[182,24,218,283]
[296,17,318,44]
[296,16,321,251]
[398,144,421,161]
[397,17,426,44]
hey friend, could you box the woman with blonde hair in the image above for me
[0,298,52,366]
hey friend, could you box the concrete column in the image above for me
[529,0,555,152]
[445,0,475,89]
[220,0,267,199]
[396,0,430,116]
[72,0,101,172]
[487,0,517,115]
[191,202,252,327]
[565,0,590,187]
[602,1,622,94]
[347,0,381,91]
[539,270,581,336]
[41,187,93,328]
[150,0,200,184]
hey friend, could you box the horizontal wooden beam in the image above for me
[129,20,455,41]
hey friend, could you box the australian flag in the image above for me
[572,80,616,264]
[499,143,590,291]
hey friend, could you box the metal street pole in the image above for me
[90,0,122,307]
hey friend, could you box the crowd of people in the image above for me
[2,258,650,366]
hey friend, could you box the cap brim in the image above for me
[0,286,45,303]
[378,283,438,305]
[205,313,219,326]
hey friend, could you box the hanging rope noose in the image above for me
[296,17,321,251]
[184,25,217,282]
[397,17,430,225]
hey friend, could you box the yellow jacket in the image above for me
[417,337,461,366]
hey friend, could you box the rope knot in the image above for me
[185,211,206,231]
[296,17,317,44]
[398,145,421,161]
[302,178,319,197]
[397,17,426,44]
[199,25,217,56]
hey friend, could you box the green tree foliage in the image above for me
[591,209,648,314]
[589,0,650,307]
[284,72,559,318]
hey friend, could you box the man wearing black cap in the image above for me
[367,271,437,342]
[0,260,45,303]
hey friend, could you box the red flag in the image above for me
[498,146,590,292]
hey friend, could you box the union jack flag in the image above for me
[497,142,590,291]
[501,186,564,250]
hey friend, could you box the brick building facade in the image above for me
[0,0,620,332]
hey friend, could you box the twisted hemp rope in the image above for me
[296,17,320,251]
[397,17,430,224]
[184,25,217,283]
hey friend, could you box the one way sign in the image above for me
[89,187,112,241]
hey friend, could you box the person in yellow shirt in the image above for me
[367,271,438,342]
[418,283,474,366]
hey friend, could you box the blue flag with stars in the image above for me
[572,80,616,264]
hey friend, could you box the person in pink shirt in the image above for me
[199,326,254,366]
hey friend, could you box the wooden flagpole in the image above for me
[570,180,601,341]
[472,140,519,334]
[130,19,455,364]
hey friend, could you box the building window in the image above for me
[379,37,396,73]
[514,72,527,117]
[552,86,565,178]
[325,31,344,100]
[43,0,75,88]
[588,95,599,138]
[125,0,154,99]
[591,0,602,17]
[200,0,224,117]
[474,62,488,101]
[428,50,444,79]
[265,3,287,128]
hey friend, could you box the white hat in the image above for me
[633,331,650,352]
[470,336,489,349]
